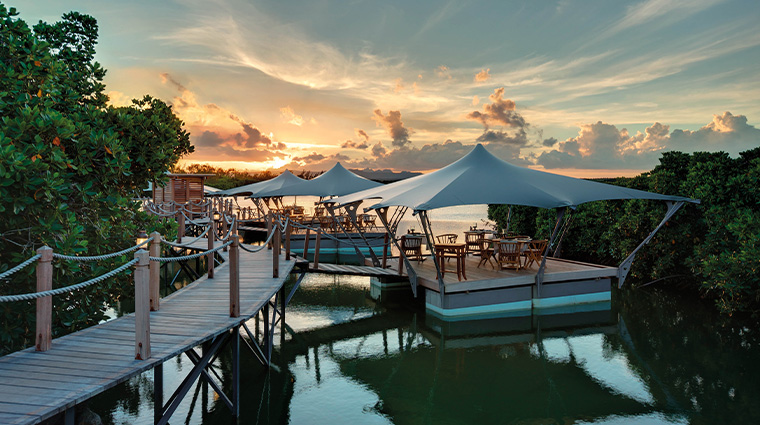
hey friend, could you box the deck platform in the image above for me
[372,252,618,317]
[0,238,296,425]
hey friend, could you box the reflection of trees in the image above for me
[616,286,760,423]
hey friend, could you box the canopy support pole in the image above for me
[535,208,565,298]
[341,201,381,267]
[505,206,512,235]
[376,207,418,297]
[418,210,445,297]
[253,198,267,219]
[324,203,367,264]
[618,201,685,288]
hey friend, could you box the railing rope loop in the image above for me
[0,254,41,279]
[52,239,151,262]
[0,258,140,302]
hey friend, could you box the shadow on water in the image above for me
[89,271,760,424]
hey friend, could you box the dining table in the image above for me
[434,242,467,281]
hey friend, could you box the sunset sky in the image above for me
[21,0,760,177]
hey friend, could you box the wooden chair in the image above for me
[523,239,548,268]
[465,232,481,255]
[436,233,458,244]
[401,235,424,262]
[318,215,334,232]
[477,236,495,269]
[496,240,524,270]
[363,214,377,231]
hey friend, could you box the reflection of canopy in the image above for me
[331,144,698,211]
[221,170,307,197]
[221,163,382,198]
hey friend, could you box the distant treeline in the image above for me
[488,148,760,316]
[173,164,322,190]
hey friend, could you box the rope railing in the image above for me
[150,240,232,262]
[161,222,211,247]
[219,216,237,242]
[239,228,276,253]
[0,254,42,280]
[180,209,210,226]
[52,239,151,262]
[0,257,140,303]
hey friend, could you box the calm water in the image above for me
[89,272,760,424]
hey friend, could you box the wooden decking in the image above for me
[0,239,295,425]
[382,252,617,293]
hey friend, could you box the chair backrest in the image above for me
[529,239,548,254]
[436,233,458,243]
[318,216,333,228]
[465,232,480,243]
[497,241,522,255]
[402,236,422,249]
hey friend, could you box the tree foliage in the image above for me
[0,5,193,353]
[488,148,760,316]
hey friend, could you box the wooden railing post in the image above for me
[135,249,151,360]
[35,246,53,352]
[382,233,389,268]
[222,213,229,252]
[208,212,216,279]
[177,212,185,243]
[285,222,291,260]
[234,212,239,236]
[266,215,273,250]
[302,228,311,260]
[314,231,322,270]
[230,235,240,318]
[149,232,161,311]
[273,225,280,278]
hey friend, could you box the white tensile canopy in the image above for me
[221,170,307,197]
[302,162,382,197]
[221,163,382,199]
[331,144,697,211]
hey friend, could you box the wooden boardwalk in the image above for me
[0,239,295,425]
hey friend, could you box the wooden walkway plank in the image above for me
[0,239,296,425]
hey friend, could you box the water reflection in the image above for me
[90,274,760,424]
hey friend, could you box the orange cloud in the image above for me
[474,68,491,82]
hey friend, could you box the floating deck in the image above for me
[370,253,618,317]
[0,239,296,425]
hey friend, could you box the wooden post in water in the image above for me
[302,228,311,260]
[382,233,389,269]
[230,235,240,318]
[208,212,216,279]
[177,213,185,243]
[149,232,161,311]
[134,249,151,360]
[273,225,280,278]
[35,246,53,352]
[314,231,322,270]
